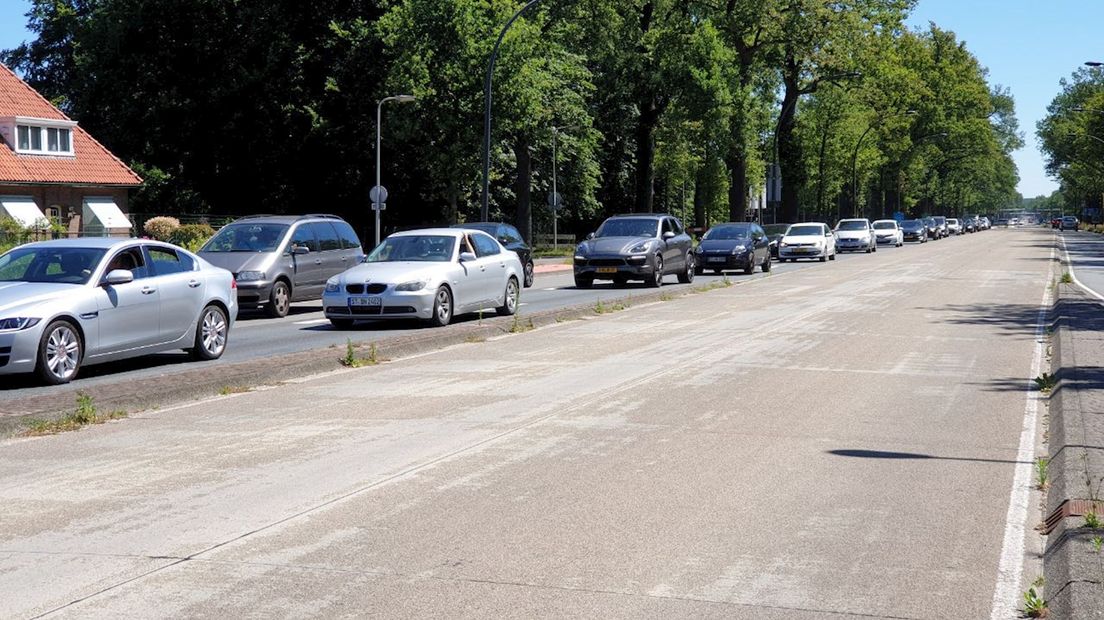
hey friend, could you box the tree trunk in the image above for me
[694,167,707,229]
[634,100,659,213]
[446,182,459,224]
[727,150,748,221]
[778,84,801,223]
[513,139,532,242]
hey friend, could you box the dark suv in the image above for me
[451,222,534,288]
[573,214,694,288]
[199,214,363,317]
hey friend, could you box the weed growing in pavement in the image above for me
[593,298,626,314]
[218,385,252,396]
[1035,457,1050,490]
[509,313,535,333]
[465,334,486,343]
[1060,272,1073,284]
[24,393,127,436]
[660,292,676,301]
[1085,511,1102,529]
[365,343,380,365]
[1091,536,1103,553]
[1022,577,1047,618]
[691,279,732,294]
[340,340,380,368]
[722,274,733,287]
[1034,372,1057,393]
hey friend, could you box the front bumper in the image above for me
[875,235,897,244]
[234,279,276,307]
[779,246,824,259]
[903,232,925,241]
[574,255,657,280]
[695,252,751,270]
[0,323,47,376]
[323,287,436,321]
[837,238,870,251]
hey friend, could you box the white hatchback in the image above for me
[872,220,904,246]
[778,223,836,262]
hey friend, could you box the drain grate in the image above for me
[1043,499,1104,534]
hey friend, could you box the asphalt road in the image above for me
[1059,228,1104,299]
[0,228,1051,618]
[1,246,899,403]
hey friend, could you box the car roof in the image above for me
[224,214,346,225]
[391,228,481,238]
[787,222,827,230]
[838,218,869,222]
[17,237,145,250]
[606,213,668,220]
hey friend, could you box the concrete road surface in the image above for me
[0,228,1053,619]
[1060,228,1104,301]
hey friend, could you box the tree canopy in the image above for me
[3,0,1021,242]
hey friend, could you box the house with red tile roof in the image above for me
[0,62,141,236]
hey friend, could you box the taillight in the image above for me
[231,279,237,289]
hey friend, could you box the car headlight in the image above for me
[395,280,427,292]
[236,270,266,282]
[779,241,789,248]
[732,245,749,255]
[324,278,340,293]
[628,241,652,253]
[0,317,40,332]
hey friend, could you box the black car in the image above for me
[451,222,534,288]
[574,214,695,288]
[922,216,939,240]
[762,223,791,259]
[694,222,772,275]
[901,219,927,242]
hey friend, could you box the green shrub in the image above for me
[143,216,181,241]
[170,223,215,252]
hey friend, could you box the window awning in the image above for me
[82,196,131,230]
[0,195,47,228]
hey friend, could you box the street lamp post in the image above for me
[375,94,415,247]
[481,0,543,222]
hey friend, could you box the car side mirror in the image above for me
[291,245,310,255]
[662,231,675,240]
[585,232,595,240]
[103,269,134,286]
[459,252,476,262]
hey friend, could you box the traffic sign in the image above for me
[370,185,388,204]
[548,192,563,210]
[371,202,387,211]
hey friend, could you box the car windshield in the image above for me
[933,217,946,224]
[872,222,897,230]
[836,221,868,231]
[366,235,456,262]
[202,223,289,252]
[787,225,823,236]
[902,220,922,228]
[763,224,789,235]
[702,225,749,240]
[0,246,107,285]
[596,218,659,238]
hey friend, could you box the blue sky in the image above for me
[1,0,1099,198]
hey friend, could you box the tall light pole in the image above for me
[375,94,415,247]
[481,0,543,221]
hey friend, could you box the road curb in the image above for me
[1043,283,1104,619]
[0,275,740,437]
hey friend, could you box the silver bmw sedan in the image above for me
[0,238,237,384]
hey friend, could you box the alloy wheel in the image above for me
[44,324,80,382]
[200,307,228,357]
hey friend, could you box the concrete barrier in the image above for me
[1043,288,1104,619]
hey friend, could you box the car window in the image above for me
[672,218,685,235]
[291,224,320,253]
[147,246,191,276]
[661,219,675,235]
[310,222,342,252]
[0,247,106,284]
[596,218,660,238]
[105,246,149,279]
[500,225,524,246]
[202,223,288,253]
[333,220,362,250]
[471,232,501,257]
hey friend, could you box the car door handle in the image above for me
[141,287,157,295]
[187,280,201,288]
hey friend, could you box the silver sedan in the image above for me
[0,238,237,384]
[322,228,523,328]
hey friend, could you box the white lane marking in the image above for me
[989,244,1053,620]
[293,318,330,326]
[1059,232,1104,303]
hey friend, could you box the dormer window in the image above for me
[2,116,77,156]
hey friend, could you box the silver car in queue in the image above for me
[322,228,523,328]
[0,238,237,385]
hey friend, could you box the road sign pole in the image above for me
[552,128,558,251]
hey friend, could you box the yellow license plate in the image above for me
[596,267,618,274]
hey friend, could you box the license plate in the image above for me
[707,257,726,263]
[596,267,618,274]
[797,248,813,253]
[349,296,382,307]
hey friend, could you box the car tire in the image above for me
[265,280,291,318]
[678,254,695,283]
[190,304,229,361]
[523,261,535,288]
[574,275,593,289]
[330,318,354,330]
[743,256,755,274]
[428,285,453,327]
[36,319,82,385]
[865,246,872,254]
[649,255,664,288]
[761,253,772,272]
[496,277,520,316]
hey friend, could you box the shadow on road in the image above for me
[827,449,1028,465]
[0,352,195,391]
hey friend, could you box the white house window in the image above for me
[13,123,73,156]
